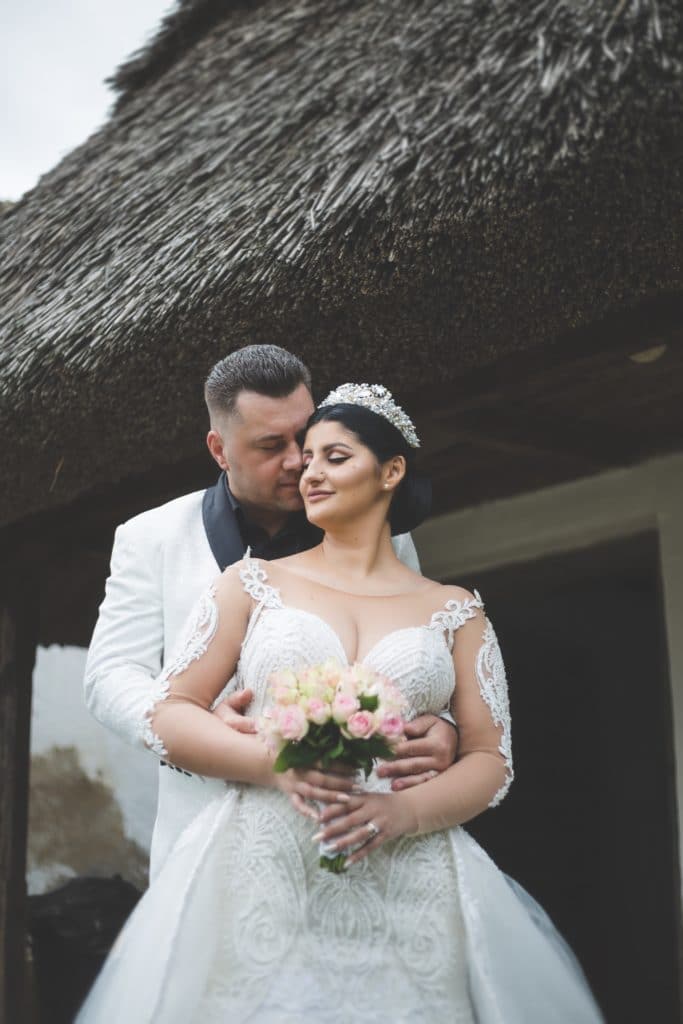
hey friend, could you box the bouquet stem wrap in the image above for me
[315,801,355,873]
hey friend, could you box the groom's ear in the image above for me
[207,429,230,472]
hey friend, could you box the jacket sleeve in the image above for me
[84,519,165,750]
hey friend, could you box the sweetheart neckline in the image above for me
[239,557,483,665]
[258,601,454,668]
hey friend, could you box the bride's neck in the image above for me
[317,521,395,580]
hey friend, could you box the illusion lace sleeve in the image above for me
[145,554,281,756]
[449,600,512,806]
[473,616,513,805]
[404,597,513,835]
[142,584,220,757]
[141,563,274,784]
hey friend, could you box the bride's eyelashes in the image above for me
[302,455,349,469]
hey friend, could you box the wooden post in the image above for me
[0,581,36,1023]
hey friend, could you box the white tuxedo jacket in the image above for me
[85,487,420,879]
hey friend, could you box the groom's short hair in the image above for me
[204,345,312,417]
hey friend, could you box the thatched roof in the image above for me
[1,0,682,528]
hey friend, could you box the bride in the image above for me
[77,384,604,1023]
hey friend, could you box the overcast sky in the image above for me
[2,0,173,200]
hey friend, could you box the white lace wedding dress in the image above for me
[77,560,604,1023]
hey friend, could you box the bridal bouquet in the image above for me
[260,659,406,872]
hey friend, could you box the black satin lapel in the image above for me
[201,475,245,570]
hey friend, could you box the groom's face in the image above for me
[209,383,315,517]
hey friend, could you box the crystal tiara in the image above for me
[318,383,420,448]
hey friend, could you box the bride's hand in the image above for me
[212,688,257,734]
[274,766,359,822]
[315,792,417,866]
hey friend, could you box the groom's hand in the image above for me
[213,689,257,734]
[376,714,458,791]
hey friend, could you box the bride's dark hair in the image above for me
[305,403,432,535]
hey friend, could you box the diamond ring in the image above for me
[365,821,380,839]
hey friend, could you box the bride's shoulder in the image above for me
[220,557,291,609]
[265,553,303,572]
[219,556,248,581]
[260,552,315,583]
[428,580,483,608]
[213,558,261,604]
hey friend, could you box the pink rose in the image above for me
[332,692,360,724]
[377,680,405,714]
[319,659,342,684]
[345,663,375,689]
[305,697,331,726]
[259,714,283,754]
[345,711,376,739]
[273,683,298,705]
[377,713,404,741]
[270,670,299,705]
[276,704,309,742]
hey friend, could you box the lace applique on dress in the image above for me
[239,558,283,610]
[428,590,484,651]
[142,583,219,757]
[476,619,513,806]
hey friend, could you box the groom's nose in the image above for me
[282,441,303,473]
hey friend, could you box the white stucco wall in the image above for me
[28,645,156,893]
[415,451,683,874]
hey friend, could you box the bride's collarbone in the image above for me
[268,561,440,603]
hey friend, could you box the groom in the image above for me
[85,344,457,878]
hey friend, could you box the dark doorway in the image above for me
[457,532,682,1024]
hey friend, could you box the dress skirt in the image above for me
[76,786,604,1023]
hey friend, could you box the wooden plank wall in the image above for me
[0,578,37,1023]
